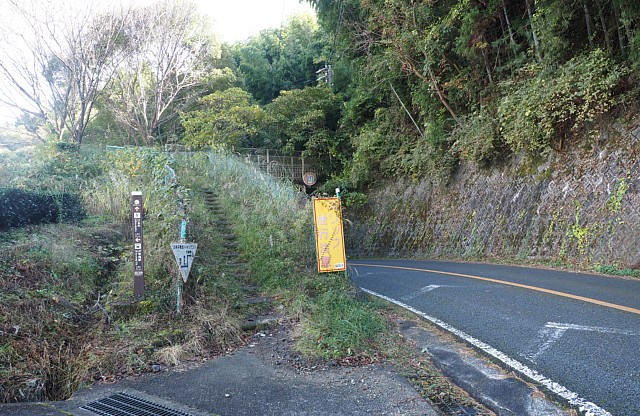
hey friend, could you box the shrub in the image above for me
[451,110,501,163]
[0,189,85,231]
[497,50,626,154]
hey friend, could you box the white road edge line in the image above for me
[360,287,612,416]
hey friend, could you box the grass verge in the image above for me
[181,150,386,361]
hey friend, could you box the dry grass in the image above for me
[154,345,190,367]
[186,303,244,355]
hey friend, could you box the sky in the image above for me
[0,0,316,125]
[199,0,315,43]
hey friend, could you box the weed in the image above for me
[154,345,189,367]
[185,304,243,355]
[593,263,640,278]
[607,177,629,214]
[569,204,591,255]
[296,291,386,359]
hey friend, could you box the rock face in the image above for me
[347,119,640,269]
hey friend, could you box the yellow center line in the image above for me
[350,263,640,316]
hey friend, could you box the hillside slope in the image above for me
[347,116,640,271]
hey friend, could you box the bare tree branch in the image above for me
[106,0,219,145]
[0,0,129,144]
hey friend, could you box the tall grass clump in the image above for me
[192,150,315,287]
[182,150,386,360]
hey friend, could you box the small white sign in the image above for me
[171,243,198,282]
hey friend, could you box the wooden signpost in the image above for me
[131,191,144,297]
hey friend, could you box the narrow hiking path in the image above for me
[199,188,275,330]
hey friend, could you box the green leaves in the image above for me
[232,14,323,104]
[263,86,344,168]
[497,50,626,154]
[181,88,266,149]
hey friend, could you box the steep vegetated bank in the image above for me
[0,147,246,402]
[302,2,640,273]
[347,117,640,272]
[0,147,388,403]
[198,151,386,360]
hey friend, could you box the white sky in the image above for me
[199,0,315,43]
[0,0,316,125]
[119,0,316,43]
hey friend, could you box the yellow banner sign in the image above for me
[313,197,347,273]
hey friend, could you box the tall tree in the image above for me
[105,0,220,145]
[263,86,345,174]
[233,14,324,104]
[0,0,128,144]
[181,87,265,148]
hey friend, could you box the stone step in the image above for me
[241,317,277,331]
[243,297,273,305]
[226,262,248,268]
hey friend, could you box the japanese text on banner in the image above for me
[312,197,346,273]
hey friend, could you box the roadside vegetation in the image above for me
[1,0,637,408]
[1,144,493,412]
[0,146,388,403]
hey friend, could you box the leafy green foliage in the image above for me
[304,0,638,186]
[232,14,324,104]
[181,88,266,149]
[450,110,501,163]
[263,86,345,173]
[497,50,626,154]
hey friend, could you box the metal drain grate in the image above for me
[80,392,195,416]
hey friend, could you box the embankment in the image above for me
[347,118,640,270]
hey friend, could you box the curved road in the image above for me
[349,260,640,416]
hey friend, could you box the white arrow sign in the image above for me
[171,243,197,282]
[401,284,457,301]
[524,322,640,363]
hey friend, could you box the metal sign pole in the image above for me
[176,219,188,314]
[176,277,181,314]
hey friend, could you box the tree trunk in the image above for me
[583,1,594,47]
[525,0,542,62]
[426,67,458,122]
[613,1,626,53]
[502,1,519,59]
[389,81,423,137]
[596,0,612,51]
[482,48,494,84]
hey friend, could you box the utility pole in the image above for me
[316,64,333,86]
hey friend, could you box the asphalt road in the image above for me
[348,260,640,416]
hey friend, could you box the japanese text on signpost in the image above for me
[131,191,144,297]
